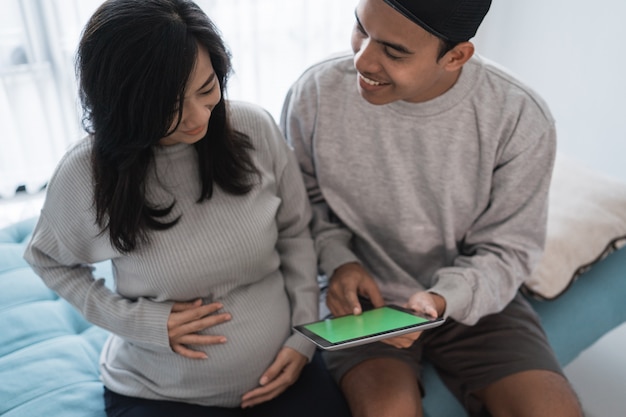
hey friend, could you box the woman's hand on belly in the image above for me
[167,299,231,359]
[240,347,307,408]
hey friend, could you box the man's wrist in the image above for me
[333,261,361,276]
[429,292,447,317]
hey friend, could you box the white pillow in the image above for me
[523,153,626,300]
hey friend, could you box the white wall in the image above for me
[473,0,626,181]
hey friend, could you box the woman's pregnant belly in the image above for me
[100,276,292,407]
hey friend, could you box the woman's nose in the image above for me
[183,101,211,126]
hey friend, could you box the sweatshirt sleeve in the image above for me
[429,120,557,325]
[22,143,174,349]
[281,84,360,278]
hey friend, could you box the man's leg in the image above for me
[474,369,582,417]
[340,357,422,417]
[423,292,583,417]
[323,338,425,417]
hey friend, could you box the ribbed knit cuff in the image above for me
[285,332,317,361]
[428,272,474,324]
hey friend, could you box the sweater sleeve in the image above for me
[265,115,319,360]
[22,143,173,349]
[281,84,360,278]
[430,121,557,325]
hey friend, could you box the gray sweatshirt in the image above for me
[23,101,318,407]
[281,52,556,325]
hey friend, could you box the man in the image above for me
[280,0,583,416]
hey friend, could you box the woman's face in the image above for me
[160,46,221,146]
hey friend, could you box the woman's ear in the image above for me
[442,41,475,71]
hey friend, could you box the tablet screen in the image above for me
[294,305,444,350]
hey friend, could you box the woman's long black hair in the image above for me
[76,0,258,253]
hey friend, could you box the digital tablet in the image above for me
[293,305,445,351]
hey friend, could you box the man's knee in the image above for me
[340,357,423,417]
[476,370,583,417]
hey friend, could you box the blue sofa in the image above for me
[1,216,626,417]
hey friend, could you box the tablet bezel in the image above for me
[293,305,445,351]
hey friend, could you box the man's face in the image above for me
[351,0,459,105]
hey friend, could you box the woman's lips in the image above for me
[183,126,205,136]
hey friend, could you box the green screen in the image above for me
[304,306,428,343]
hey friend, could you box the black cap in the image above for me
[383,0,492,43]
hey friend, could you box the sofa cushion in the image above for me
[0,217,108,417]
[523,154,626,300]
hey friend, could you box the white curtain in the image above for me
[0,0,90,198]
[0,63,66,196]
[0,0,355,199]
[199,0,355,119]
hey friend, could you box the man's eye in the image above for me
[384,49,402,60]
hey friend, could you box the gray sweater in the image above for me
[281,53,556,325]
[24,101,318,407]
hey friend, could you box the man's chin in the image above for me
[360,92,394,106]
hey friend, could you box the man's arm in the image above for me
[430,122,557,325]
[280,83,385,316]
[280,85,360,278]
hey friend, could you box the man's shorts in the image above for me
[322,292,564,414]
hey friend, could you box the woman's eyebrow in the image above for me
[197,72,216,91]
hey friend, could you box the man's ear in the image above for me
[442,41,475,71]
